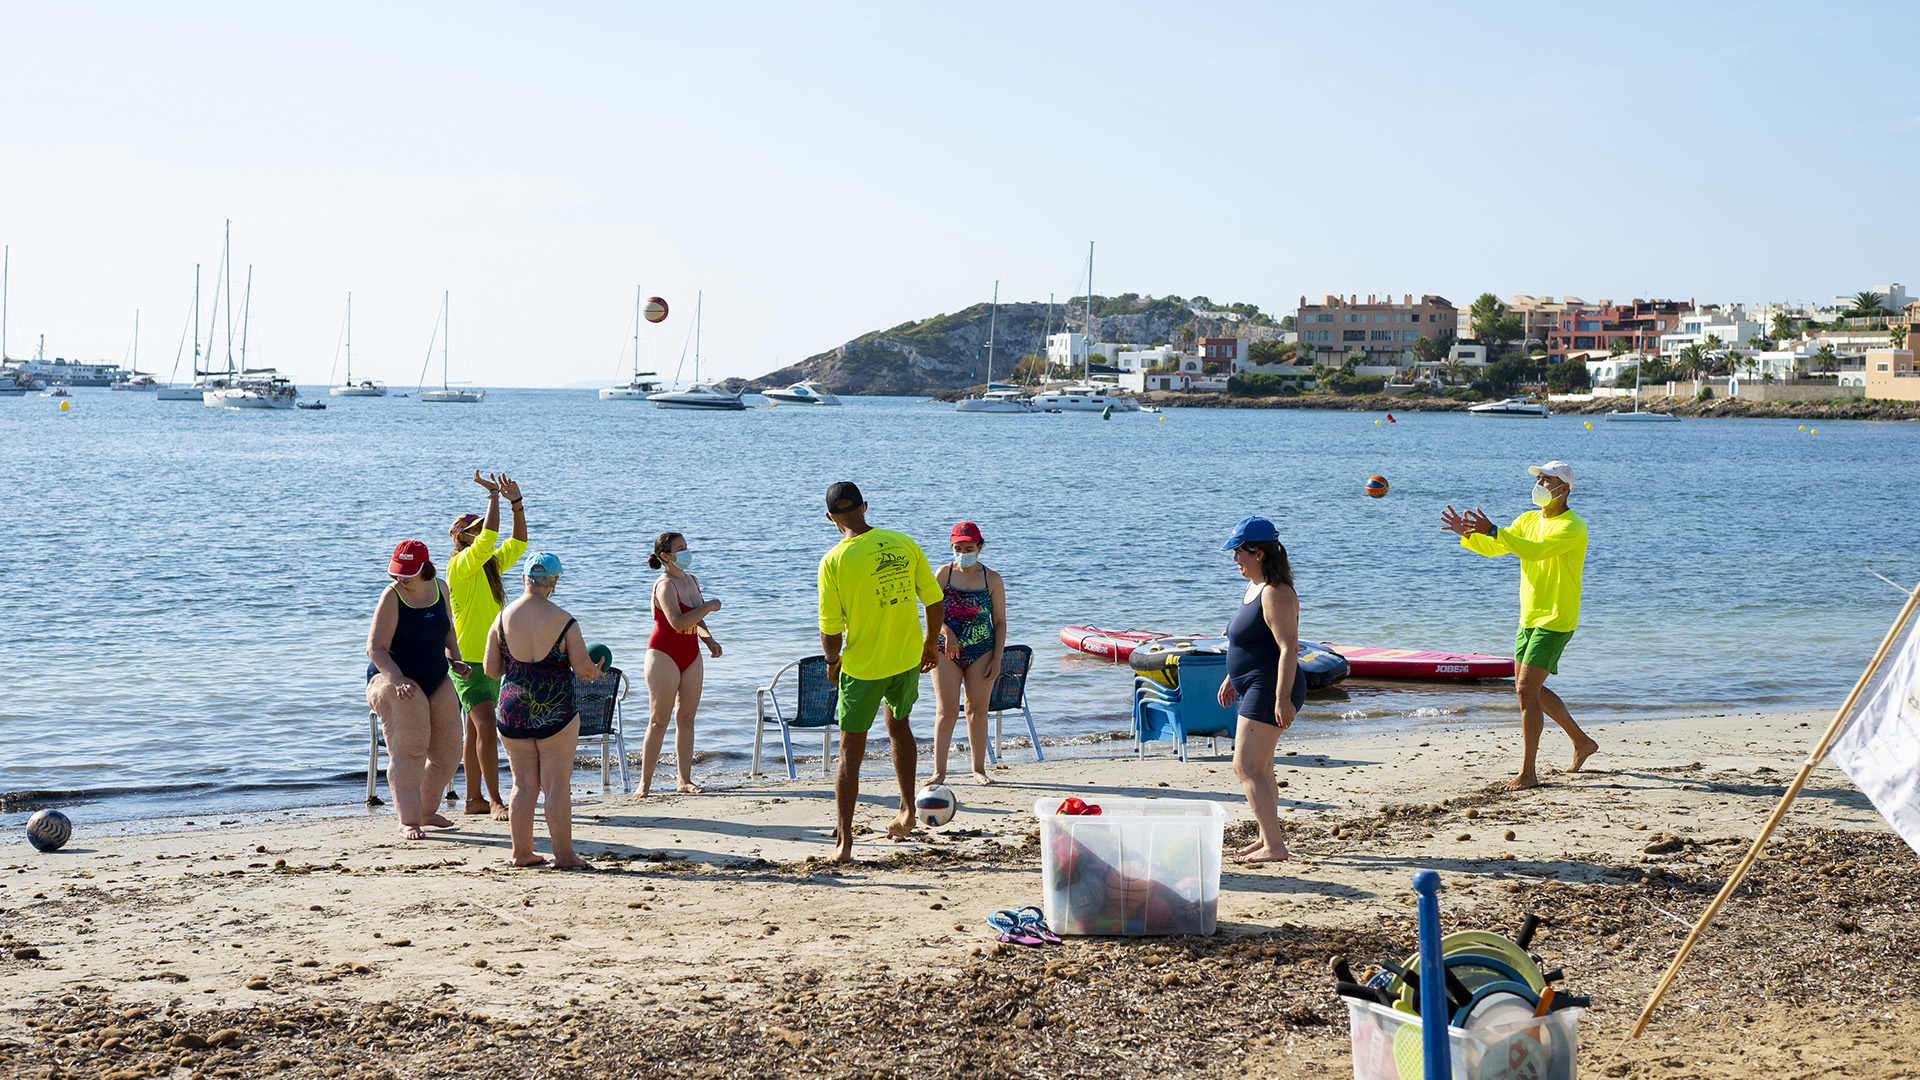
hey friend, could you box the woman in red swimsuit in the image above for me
[641,532,723,796]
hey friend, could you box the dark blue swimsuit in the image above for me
[1225,588,1305,726]
[366,582,451,696]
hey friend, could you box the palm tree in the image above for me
[1849,291,1887,317]
[1813,342,1838,374]
[1892,325,1909,349]
[1771,312,1797,340]
[1676,343,1707,381]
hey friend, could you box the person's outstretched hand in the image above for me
[1441,505,1495,537]
[473,470,500,495]
[498,474,522,503]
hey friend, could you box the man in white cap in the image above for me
[1441,461,1599,789]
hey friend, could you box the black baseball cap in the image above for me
[826,481,865,515]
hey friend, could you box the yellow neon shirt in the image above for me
[1460,509,1587,632]
[817,528,943,681]
[447,528,527,661]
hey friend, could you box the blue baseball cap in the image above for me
[525,552,563,578]
[1221,516,1278,549]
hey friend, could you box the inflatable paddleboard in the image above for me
[1129,636,1351,690]
[1324,644,1513,680]
[1060,625,1165,661]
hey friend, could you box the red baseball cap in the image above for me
[949,521,984,545]
[389,540,430,577]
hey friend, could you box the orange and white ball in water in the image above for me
[1365,475,1389,499]
[643,296,669,323]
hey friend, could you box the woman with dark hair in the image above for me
[1216,516,1302,864]
[640,532,723,796]
[366,540,470,841]
[447,471,527,821]
[929,521,1006,786]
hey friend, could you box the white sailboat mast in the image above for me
[986,281,998,384]
[345,293,353,383]
[2,245,9,364]
[694,291,703,383]
[634,287,641,377]
[223,221,234,377]
[443,292,451,390]
[1085,241,1095,381]
[239,266,253,370]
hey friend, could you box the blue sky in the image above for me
[2,2,1915,386]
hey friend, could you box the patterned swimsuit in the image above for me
[942,578,995,668]
[496,617,577,741]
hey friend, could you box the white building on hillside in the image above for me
[1114,344,1178,372]
[1829,283,1909,312]
[1659,305,1763,353]
[1046,333,1132,372]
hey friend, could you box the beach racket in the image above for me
[1396,953,1537,1013]
[1391,1019,1428,1080]
[1439,930,1545,984]
[1451,981,1540,1028]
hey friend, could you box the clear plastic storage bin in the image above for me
[1345,998,1583,1080]
[1034,797,1225,936]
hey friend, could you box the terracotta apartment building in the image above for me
[1294,294,1456,368]
[1544,299,1690,364]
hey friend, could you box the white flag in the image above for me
[1830,611,1920,858]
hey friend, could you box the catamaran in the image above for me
[204,264,296,409]
[646,292,745,410]
[602,287,663,400]
[330,294,386,396]
[956,281,1032,414]
[418,292,483,403]
[1030,242,1141,413]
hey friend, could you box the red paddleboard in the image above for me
[1060,625,1166,661]
[1324,644,1513,680]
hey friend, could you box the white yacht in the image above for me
[1468,396,1551,418]
[603,288,663,400]
[205,374,297,410]
[330,294,387,396]
[1031,383,1141,412]
[955,388,1032,413]
[1605,372,1679,423]
[646,293,744,410]
[765,380,841,405]
[417,292,483,402]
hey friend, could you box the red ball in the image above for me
[1365,475,1389,498]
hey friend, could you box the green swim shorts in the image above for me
[1514,627,1574,674]
[450,668,501,711]
[837,668,919,734]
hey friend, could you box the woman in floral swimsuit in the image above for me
[929,521,1008,787]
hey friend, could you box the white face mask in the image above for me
[671,551,691,571]
[1531,482,1558,507]
[953,551,979,569]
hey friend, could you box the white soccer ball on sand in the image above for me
[914,785,958,828]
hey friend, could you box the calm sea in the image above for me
[5,389,1916,826]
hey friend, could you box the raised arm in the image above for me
[498,473,527,544]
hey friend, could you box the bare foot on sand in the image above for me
[463,798,490,816]
[677,781,706,794]
[926,771,946,787]
[1505,771,1541,791]
[553,857,592,870]
[886,812,916,839]
[830,831,856,863]
[490,802,509,822]
[1235,843,1291,864]
[1235,838,1264,857]
[398,823,427,840]
[509,854,549,868]
[423,813,455,829]
[972,770,995,786]
[1567,736,1600,773]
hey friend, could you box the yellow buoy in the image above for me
[1583,421,1592,429]
[1799,425,1806,431]
[59,400,70,411]
[1810,428,1817,434]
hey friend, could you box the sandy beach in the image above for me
[5,707,1918,1079]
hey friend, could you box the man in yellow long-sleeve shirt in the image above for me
[1442,460,1600,790]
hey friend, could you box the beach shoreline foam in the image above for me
[6,707,1918,1078]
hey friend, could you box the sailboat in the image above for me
[1031,242,1141,413]
[330,294,386,396]
[646,292,744,410]
[418,292,483,402]
[110,311,159,389]
[156,263,207,400]
[0,247,28,396]
[956,281,1030,413]
[601,287,662,400]
[1605,368,1680,423]
[205,264,296,409]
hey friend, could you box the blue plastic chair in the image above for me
[753,655,841,779]
[986,644,1045,764]
[573,667,631,794]
[1132,653,1238,761]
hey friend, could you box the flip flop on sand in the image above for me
[1014,906,1063,945]
[986,911,1045,947]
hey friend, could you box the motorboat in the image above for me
[1605,371,1679,423]
[1468,396,1550,418]
[205,374,297,409]
[647,382,746,410]
[1030,383,1142,412]
[645,293,744,410]
[296,399,327,410]
[417,291,483,403]
[42,386,70,398]
[111,374,159,390]
[955,388,1032,413]
[765,380,841,405]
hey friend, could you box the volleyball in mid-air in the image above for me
[26,809,71,852]
[1365,475,1389,498]
[643,297,669,323]
[915,785,958,828]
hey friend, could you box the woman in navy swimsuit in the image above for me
[1216,516,1302,865]
[365,540,471,841]
[484,553,605,868]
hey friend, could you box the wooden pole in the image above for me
[1628,579,1920,1039]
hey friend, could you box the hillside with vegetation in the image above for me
[747,294,1283,395]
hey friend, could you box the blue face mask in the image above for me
[672,551,691,571]
[953,551,979,569]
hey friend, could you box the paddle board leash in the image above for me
[1629,576,1920,1040]
[1411,870,1451,1080]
